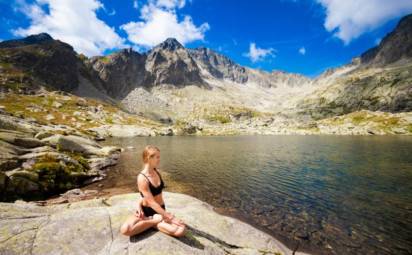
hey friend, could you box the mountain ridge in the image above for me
[0,13,411,124]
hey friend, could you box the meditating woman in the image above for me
[120,145,187,237]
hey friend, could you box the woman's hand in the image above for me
[163,212,175,223]
[134,207,144,219]
[171,217,185,226]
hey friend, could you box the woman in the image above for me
[120,145,187,237]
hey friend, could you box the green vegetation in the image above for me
[206,114,231,124]
[28,152,89,192]
[349,111,401,127]
[174,119,188,127]
[29,153,71,192]
[77,53,88,62]
[198,104,268,124]
[318,110,411,134]
[0,61,33,92]
[407,124,412,133]
[0,93,164,130]
[319,97,327,104]
[99,56,111,63]
[105,116,114,124]
[63,151,90,170]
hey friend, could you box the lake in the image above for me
[86,134,412,254]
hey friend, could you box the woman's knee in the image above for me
[120,223,131,236]
[120,216,142,236]
[173,224,187,237]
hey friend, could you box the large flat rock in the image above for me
[0,191,309,255]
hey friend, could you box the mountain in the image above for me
[144,38,205,87]
[360,14,412,66]
[86,48,147,99]
[0,13,411,126]
[295,14,412,118]
[86,37,312,100]
[187,46,249,83]
[0,33,82,92]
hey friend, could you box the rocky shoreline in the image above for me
[1,91,411,202]
[88,109,412,137]
[0,109,122,202]
[0,191,311,255]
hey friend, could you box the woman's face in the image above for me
[149,151,160,167]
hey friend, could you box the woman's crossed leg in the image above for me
[154,217,187,237]
[120,214,163,236]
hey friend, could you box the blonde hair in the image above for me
[142,145,160,164]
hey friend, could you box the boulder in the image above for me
[41,134,119,156]
[88,125,155,138]
[0,191,308,255]
[7,175,40,195]
[0,129,45,148]
[34,131,54,140]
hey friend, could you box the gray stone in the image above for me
[34,131,54,140]
[0,192,308,255]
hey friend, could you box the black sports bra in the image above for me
[138,168,165,197]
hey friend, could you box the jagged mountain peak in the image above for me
[360,13,412,66]
[188,47,248,83]
[0,32,54,48]
[153,37,184,51]
[109,47,144,60]
[190,46,236,64]
[117,47,140,55]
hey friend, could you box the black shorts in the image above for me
[142,204,166,217]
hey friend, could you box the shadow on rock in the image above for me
[130,223,242,251]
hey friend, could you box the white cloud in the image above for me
[12,0,126,56]
[101,3,116,16]
[120,0,209,48]
[133,0,138,9]
[299,47,306,55]
[155,0,186,9]
[243,42,275,63]
[317,0,412,44]
[107,9,116,16]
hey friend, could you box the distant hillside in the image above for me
[0,13,411,130]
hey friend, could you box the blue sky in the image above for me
[1,0,412,77]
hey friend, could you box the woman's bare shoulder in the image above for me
[137,171,148,182]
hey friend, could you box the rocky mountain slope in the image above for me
[360,13,412,67]
[86,15,412,125]
[295,14,412,119]
[0,33,80,93]
[0,14,411,137]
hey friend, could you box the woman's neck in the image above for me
[143,166,156,175]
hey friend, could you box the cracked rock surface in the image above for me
[0,191,310,255]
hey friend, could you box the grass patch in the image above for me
[206,114,231,124]
[198,104,268,124]
[62,151,90,171]
[0,92,165,131]
[99,56,111,63]
[105,116,114,124]
[407,124,412,133]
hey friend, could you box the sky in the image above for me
[1,0,412,77]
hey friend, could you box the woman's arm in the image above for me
[134,199,144,218]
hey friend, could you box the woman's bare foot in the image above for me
[150,214,163,224]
